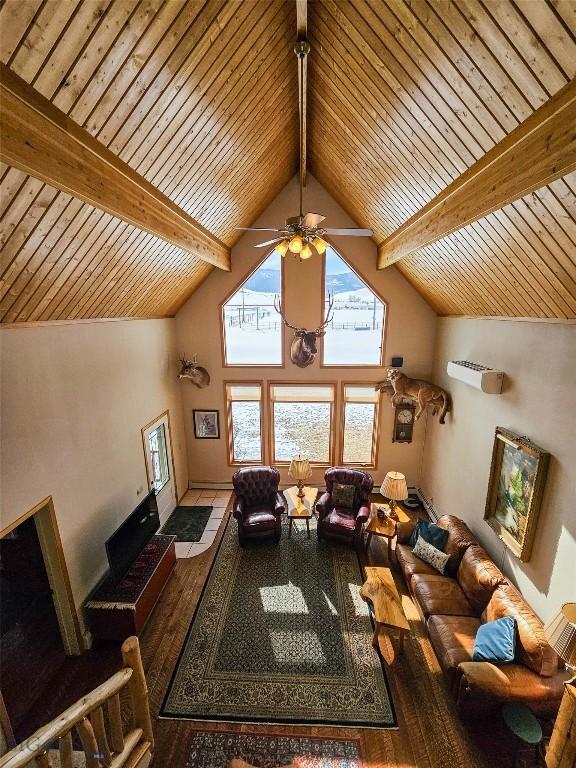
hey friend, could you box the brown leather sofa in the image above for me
[396,514,569,718]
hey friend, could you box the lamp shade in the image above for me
[288,235,303,253]
[288,456,312,482]
[544,603,576,665]
[380,471,408,501]
[312,236,328,254]
[274,239,290,257]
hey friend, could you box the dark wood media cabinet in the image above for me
[86,534,176,641]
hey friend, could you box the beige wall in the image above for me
[0,319,188,627]
[175,175,437,489]
[421,317,576,622]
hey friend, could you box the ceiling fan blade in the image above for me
[302,212,326,228]
[235,227,283,232]
[323,228,374,236]
[255,237,286,248]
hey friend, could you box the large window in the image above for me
[225,383,263,464]
[270,384,335,464]
[341,385,380,467]
[222,252,282,365]
[323,248,385,366]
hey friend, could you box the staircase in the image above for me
[0,637,153,768]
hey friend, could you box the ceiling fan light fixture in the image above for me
[289,234,303,253]
[274,239,290,257]
[312,236,328,255]
[300,243,313,260]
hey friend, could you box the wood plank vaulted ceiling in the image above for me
[1,0,575,323]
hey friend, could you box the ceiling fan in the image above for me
[235,22,373,260]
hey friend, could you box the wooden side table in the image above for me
[364,503,410,561]
[284,486,318,539]
[360,566,410,659]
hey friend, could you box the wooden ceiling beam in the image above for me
[296,0,307,188]
[0,64,230,272]
[377,78,576,269]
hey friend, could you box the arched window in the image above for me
[322,247,385,366]
[222,252,282,365]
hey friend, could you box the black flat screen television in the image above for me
[105,490,160,583]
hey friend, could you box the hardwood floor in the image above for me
[19,503,530,766]
[137,506,503,768]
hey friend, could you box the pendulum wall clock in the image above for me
[393,403,416,443]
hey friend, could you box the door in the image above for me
[142,413,176,524]
[0,516,67,741]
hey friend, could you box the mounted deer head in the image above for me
[274,294,334,368]
[177,355,210,388]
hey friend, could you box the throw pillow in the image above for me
[472,616,516,663]
[332,483,356,509]
[409,518,449,551]
[412,535,450,574]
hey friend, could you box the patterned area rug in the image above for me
[161,516,396,727]
[161,506,213,542]
[185,731,363,767]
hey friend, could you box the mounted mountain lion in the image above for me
[377,370,451,424]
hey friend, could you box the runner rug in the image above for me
[161,516,396,727]
[185,730,363,767]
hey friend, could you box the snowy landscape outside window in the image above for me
[148,424,169,491]
[226,384,263,463]
[222,252,282,365]
[341,385,380,466]
[322,248,385,365]
[270,384,334,464]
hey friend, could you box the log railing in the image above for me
[0,637,153,768]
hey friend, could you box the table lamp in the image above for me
[289,455,312,499]
[380,471,408,520]
[544,603,576,675]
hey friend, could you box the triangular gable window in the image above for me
[222,252,282,365]
[322,247,385,365]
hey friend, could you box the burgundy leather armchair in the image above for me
[232,466,285,546]
[316,468,373,546]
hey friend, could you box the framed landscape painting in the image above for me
[193,410,220,439]
[484,427,550,562]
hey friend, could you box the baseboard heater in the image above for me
[447,360,504,394]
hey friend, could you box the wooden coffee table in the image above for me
[364,503,410,560]
[284,486,318,539]
[360,566,410,659]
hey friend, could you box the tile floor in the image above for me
[173,488,232,558]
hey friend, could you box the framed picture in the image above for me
[484,427,550,562]
[193,409,220,439]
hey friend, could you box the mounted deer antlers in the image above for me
[177,355,210,388]
[274,294,334,368]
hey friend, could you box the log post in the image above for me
[90,706,112,766]
[121,636,154,751]
[107,693,125,754]
[76,718,100,768]
[546,679,576,768]
[58,732,74,768]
